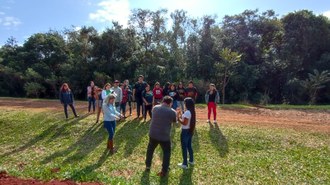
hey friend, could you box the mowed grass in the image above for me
[0,108,329,184]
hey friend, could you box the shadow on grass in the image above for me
[115,119,149,157]
[209,123,228,157]
[140,171,150,185]
[179,167,194,185]
[69,148,110,180]
[41,122,104,165]
[0,112,77,157]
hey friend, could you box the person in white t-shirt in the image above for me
[177,97,196,169]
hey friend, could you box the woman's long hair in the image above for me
[184,97,196,134]
[60,83,70,92]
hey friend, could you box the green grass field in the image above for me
[0,108,329,184]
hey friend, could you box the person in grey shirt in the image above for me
[111,80,123,112]
[145,96,177,177]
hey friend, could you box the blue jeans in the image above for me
[145,137,171,173]
[104,121,116,140]
[181,129,194,165]
[171,100,178,110]
[120,102,127,115]
[88,97,96,112]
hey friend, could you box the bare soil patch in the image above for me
[0,98,329,184]
[0,98,329,134]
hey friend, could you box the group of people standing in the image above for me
[58,75,221,175]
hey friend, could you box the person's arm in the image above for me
[177,111,190,125]
[70,91,75,103]
[205,91,209,104]
[194,88,198,100]
[216,91,220,104]
[101,90,107,100]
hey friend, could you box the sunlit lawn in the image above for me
[0,108,329,184]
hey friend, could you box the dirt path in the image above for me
[1,98,329,134]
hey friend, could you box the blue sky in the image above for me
[1,0,330,46]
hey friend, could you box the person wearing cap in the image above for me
[205,83,220,124]
[111,80,123,112]
[145,96,177,177]
[102,94,123,154]
[152,81,163,105]
[133,75,147,118]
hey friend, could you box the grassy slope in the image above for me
[0,109,329,184]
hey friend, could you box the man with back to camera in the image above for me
[145,96,177,177]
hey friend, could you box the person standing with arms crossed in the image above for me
[145,96,177,177]
[87,81,96,113]
[185,81,198,102]
[133,75,147,118]
[60,83,79,119]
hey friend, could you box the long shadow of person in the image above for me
[179,167,194,185]
[0,112,72,157]
[69,148,110,180]
[140,170,150,185]
[209,123,228,157]
[115,119,149,157]
[41,122,105,164]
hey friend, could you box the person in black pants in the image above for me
[59,83,79,119]
[145,96,177,177]
[142,84,153,122]
[133,75,147,118]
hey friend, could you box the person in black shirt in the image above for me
[205,83,220,124]
[185,81,198,102]
[177,82,186,111]
[133,75,147,118]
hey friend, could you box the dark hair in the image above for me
[188,80,194,84]
[184,97,196,134]
[138,75,144,78]
[163,96,173,105]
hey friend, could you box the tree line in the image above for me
[0,9,329,104]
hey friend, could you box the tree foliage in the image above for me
[1,9,329,104]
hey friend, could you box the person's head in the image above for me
[188,81,194,88]
[138,75,144,82]
[124,79,129,85]
[170,83,176,90]
[114,80,120,87]
[165,82,170,88]
[155,82,160,88]
[104,94,116,105]
[209,83,215,91]
[178,82,183,88]
[90,81,94,87]
[103,83,111,90]
[184,97,196,129]
[60,83,70,92]
[120,83,124,88]
[145,84,150,91]
[162,96,173,106]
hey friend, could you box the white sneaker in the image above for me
[214,120,217,124]
[188,161,194,165]
[177,163,188,169]
[207,120,210,123]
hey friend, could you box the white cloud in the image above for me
[323,10,330,19]
[0,16,21,27]
[89,0,130,27]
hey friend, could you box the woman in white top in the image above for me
[177,97,196,169]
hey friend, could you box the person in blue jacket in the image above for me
[59,83,79,119]
[102,94,123,154]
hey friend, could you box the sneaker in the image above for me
[207,120,210,123]
[188,161,194,165]
[213,120,217,124]
[157,171,167,177]
[145,167,151,172]
[75,115,80,118]
[177,163,188,169]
